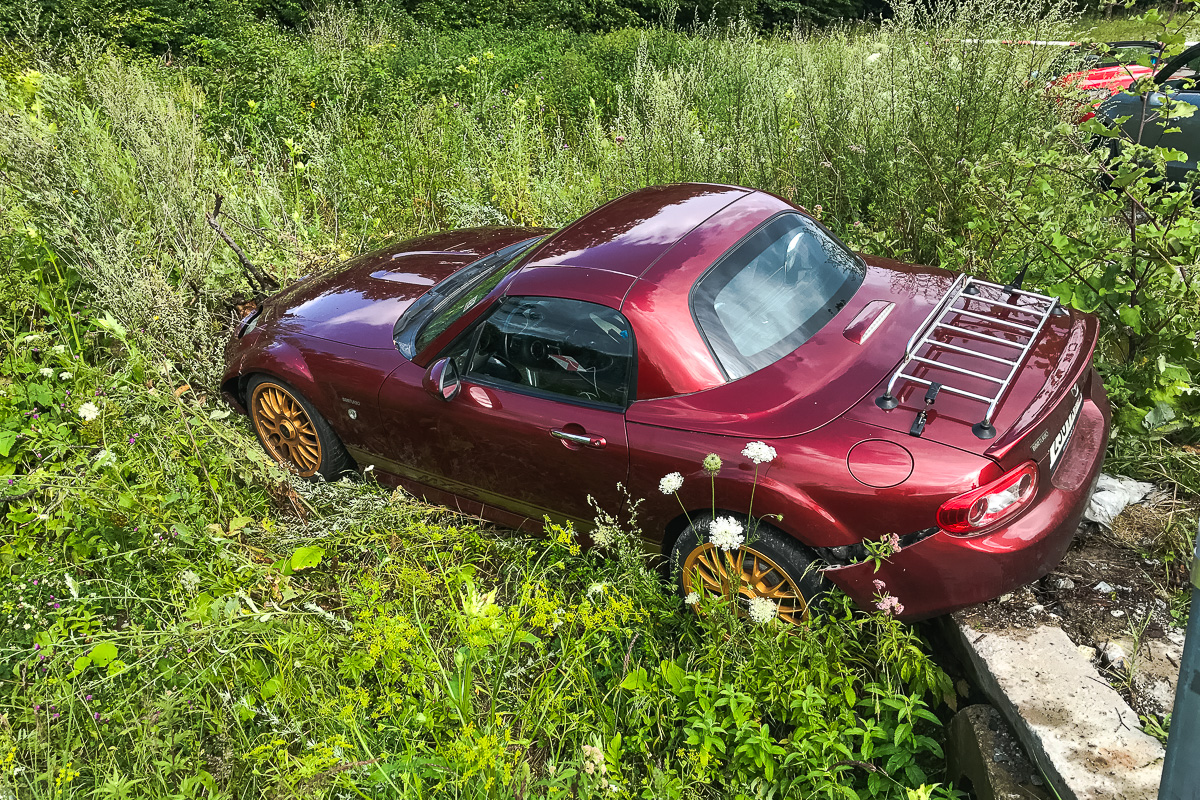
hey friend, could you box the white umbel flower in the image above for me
[58,371,72,381]
[77,402,99,421]
[684,591,700,606]
[708,516,744,551]
[38,368,53,378]
[658,472,684,495]
[747,596,777,624]
[742,441,777,465]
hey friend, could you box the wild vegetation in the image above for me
[1,0,1198,797]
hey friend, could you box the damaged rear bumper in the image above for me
[823,373,1111,621]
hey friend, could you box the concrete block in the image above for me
[946,704,1051,800]
[949,617,1164,800]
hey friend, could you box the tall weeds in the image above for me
[0,0,1127,386]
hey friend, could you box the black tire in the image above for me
[670,517,826,624]
[245,374,354,481]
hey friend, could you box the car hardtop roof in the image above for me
[520,183,751,278]
[503,183,798,307]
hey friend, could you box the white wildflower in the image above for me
[742,441,777,465]
[38,368,53,378]
[180,570,201,594]
[51,345,66,354]
[684,591,700,606]
[658,472,684,495]
[747,596,777,624]
[587,583,607,598]
[77,402,99,421]
[65,574,79,600]
[708,516,744,551]
[865,52,882,65]
[592,524,616,548]
[58,371,72,381]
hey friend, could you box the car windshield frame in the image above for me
[393,236,545,359]
[690,211,865,381]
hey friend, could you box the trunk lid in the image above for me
[844,264,1099,469]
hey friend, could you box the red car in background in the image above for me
[221,184,1110,623]
[1044,40,1164,121]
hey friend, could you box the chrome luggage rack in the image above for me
[874,274,1066,440]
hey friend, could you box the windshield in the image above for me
[692,213,864,380]
[393,236,544,358]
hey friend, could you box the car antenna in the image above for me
[1003,253,1031,294]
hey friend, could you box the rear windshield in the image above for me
[692,213,864,380]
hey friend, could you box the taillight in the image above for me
[937,462,1039,535]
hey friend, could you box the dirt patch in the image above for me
[956,493,1196,720]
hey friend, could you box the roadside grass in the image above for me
[1,0,1199,795]
[0,303,958,798]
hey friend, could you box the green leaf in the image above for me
[661,660,685,694]
[68,655,91,678]
[1118,305,1142,334]
[90,641,118,667]
[1071,283,1102,313]
[1143,401,1177,432]
[261,676,281,700]
[0,431,17,457]
[289,545,325,572]
[620,667,649,692]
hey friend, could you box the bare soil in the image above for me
[955,494,1196,720]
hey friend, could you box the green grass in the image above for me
[0,303,957,798]
[1,0,1199,796]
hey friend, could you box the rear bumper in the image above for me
[823,367,1112,621]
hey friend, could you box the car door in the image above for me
[380,295,634,528]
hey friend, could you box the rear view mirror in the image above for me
[423,357,461,401]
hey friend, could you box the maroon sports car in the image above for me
[221,184,1110,622]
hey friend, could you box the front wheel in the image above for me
[246,375,354,481]
[670,519,825,625]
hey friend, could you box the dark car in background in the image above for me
[1094,41,1200,182]
[1044,40,1164,122]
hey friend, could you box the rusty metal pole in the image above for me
[1159,527,1200,800]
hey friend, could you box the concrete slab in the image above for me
[946,704,1051,800]
[947,616,1164,800]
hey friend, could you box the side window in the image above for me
[463,297,635,407]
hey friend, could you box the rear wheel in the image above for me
[670,519,825,625]
[247,375,353,481]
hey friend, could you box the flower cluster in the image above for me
[702,453,722,475]
[707,517,744,551]
[658,472,683,495]
[581,743,614,789]
[747,596,777,624]
[77,402,99,421]
[684,591,700,606]
[741,441,777,465]
[872,579,905,616]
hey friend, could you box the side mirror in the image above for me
[423,357,461,401]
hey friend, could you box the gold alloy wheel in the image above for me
[681,543,811,624]
[250,382,323,477]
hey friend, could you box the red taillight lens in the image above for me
[937,462,1039,535]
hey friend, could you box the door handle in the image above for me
[551,429,607,449]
